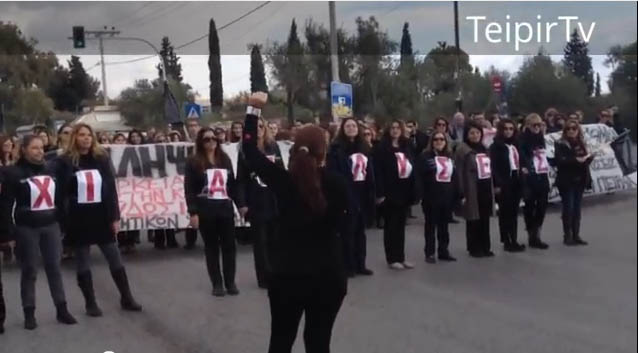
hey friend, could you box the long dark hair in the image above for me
[289,126,327,215]
[463,121,485,150]
[381,119,408,149]
[334,117,368,153]
[0,134,15,166]
[495,118,518,142]
[192,127,231,172]
[562,118,588,154]
[127,129,145,145]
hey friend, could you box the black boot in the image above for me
[529,228,549,249]
[23,307,37,330]
[77,271,103,317]
[562,216,577,246]
[166,231,179,249]
[110,268,142,311]
[573,217,588,245]
[55,302,77,325]
[225,282,240,296]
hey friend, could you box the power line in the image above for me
[117,2,176,28]
[111,2,155,27]
[101,1,272,66]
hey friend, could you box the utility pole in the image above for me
[329,1,339,83]
[453,1,463,112]
[69,27,120,107]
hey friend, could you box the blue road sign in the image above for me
[331,81,353,121]
[184,103,202,119]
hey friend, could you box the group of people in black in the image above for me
[0,92,597,353]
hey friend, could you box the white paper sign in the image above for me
[206,168,229,200]
[395,152,413,179]
[350,153,368,182]
[76,169,103,204]
[507,144,520,171]
[476,153,492,180]
[27,175,56,211]
[435,156,453,183]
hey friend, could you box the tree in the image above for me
[249,44,268,93]
[157,37,183,82]
[399,22,414,71]
[208,19,223,111]
[595,72,601,97]
[563,29,594,96]
[119,78,194,128]
[608,41,637,140]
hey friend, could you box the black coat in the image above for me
[239,141,284,223]
[243,113,348,277]
[326,140,375,216]
[55,153,120,246]
[416,150,460,211]
[373,140,417,207]
[554,139,593,190]
[489,137,522,193]
[0,159,62,230]
[519,130,550,195]
[409,130,429,156]
[184,154,245,220]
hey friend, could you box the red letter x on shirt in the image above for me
[28,176,55,211]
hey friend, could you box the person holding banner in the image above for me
[455,122,495,258]
[490,119,526,252]
[0,135,77,330]
[555,119,593,246]
[243,92,348,353]
[374,120,417,270]
[56,124,142,316]
[327,117,375,277]
[239,116,285,289]
[519,114,551,250]
[185,127,245,297]
[117,129,145,254]
[417,131,459,263]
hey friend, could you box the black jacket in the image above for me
[239,141,284,223]
[409,130,429,156]
[489,137,522,192]
[519,130,550,194]
[55,153,120,246]
[416,150,460,210]
[373,140,417,207]
[326,140,375,215]
[184,154,245,220]
[243,113,348,278]
[554,139,593,190]
[0,159,62,230]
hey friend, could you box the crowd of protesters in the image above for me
[0,95,630,353]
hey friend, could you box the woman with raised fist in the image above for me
[184,127,245,297]
[243,92,348,353]
[0,135,76,330]
[327,117,375,277]
[56,123,142,317]
[455,122,495,258]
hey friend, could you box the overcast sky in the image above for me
[2,1,636,100]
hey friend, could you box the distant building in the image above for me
[73,105,131,133]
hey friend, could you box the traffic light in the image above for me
[72,26,85,49]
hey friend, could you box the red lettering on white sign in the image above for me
[350,153,368,182]
[533,149,549,174]
[28,175,55,211]
[395,152,413,179]
[76,169,103,204]
[435,156,453,183]
[206,169,229,200]
[507,145,519,171]
[476,153,492,180]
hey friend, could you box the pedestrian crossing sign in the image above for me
[184,103,202,119]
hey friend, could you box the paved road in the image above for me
[1,191,636,353]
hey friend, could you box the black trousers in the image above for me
[199,216,236,288]
[342,210,368,273]
[252,220,277,288]
[383,205,408,264]
[153,229,178,248]
[185,229,199,247]
[497,189,521,245]
[268,275,347,353]
[523,192,548,233]
[423,203,451,257]
[117,230,139,248]
[1,260,5,327]
[466,216,491,254]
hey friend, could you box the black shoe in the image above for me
[356,268,374,276]
[226,284,240,296]
[425,256,436,264]
[56,303,77,325]
[111,268,142,311]
[513,242,526,252]
[438,254,457,262]
[503,243,517,252]
[77,271,103,317]
[484,251,495,257]
[529,240,549,249]
[469,251,485,258]
[24,307,37,330]
[212,287,226,297]
[574,237,588,246]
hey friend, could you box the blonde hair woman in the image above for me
[56,123,142,316]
